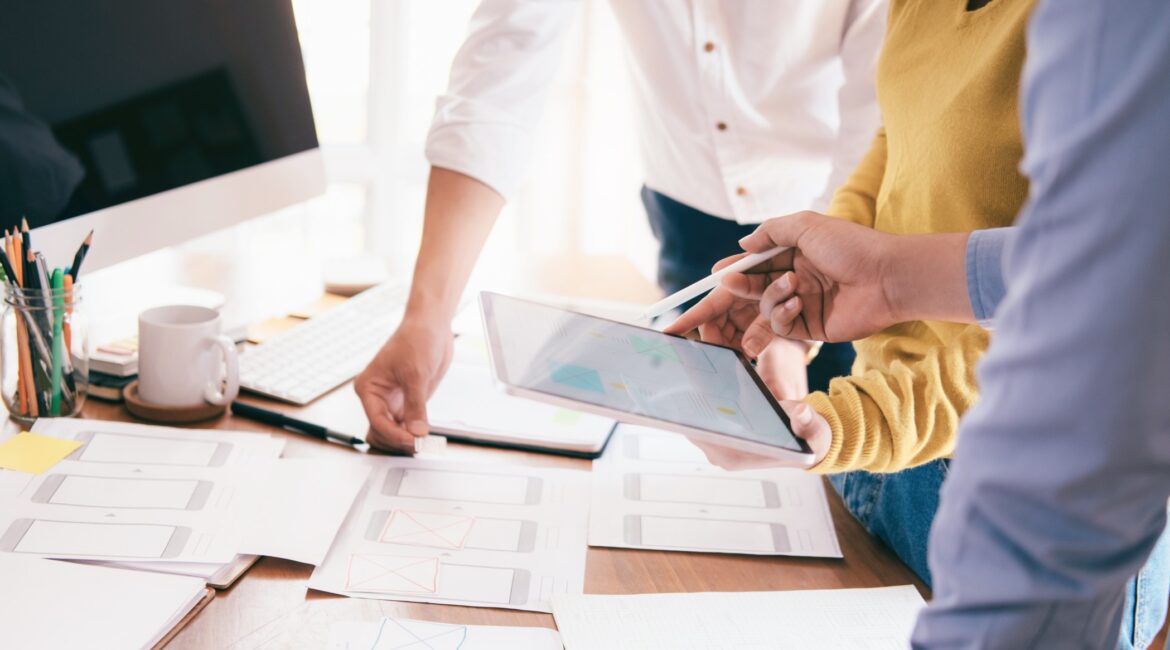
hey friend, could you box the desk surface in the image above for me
[81,252,927,648]
[81,401,926,649]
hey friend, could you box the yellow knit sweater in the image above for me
[806,0,1034,473]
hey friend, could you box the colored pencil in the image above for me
[63,273,73,352]
[3,232,30,416]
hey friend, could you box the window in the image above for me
[291,0,656,288]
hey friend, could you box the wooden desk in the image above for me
[81,400,926,649]
[80,252,928,648]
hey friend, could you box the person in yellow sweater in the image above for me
[667,1,1170,647]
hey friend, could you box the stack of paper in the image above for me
[309,456,591,612]
[588,425,841,557]
[0,419,368,587]
[552,585,926,650]
[0,554,212,650]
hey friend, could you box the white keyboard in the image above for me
[239,282,409,405]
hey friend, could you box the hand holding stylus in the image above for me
[666,212,908,349]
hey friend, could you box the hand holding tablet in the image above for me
[478,292,817,467]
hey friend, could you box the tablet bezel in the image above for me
[478,292,816,468]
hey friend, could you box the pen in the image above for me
[638,244,790,321]
[69,230,93,280]
[230,400,366,447]
[24,249,47,413]
[49,268,64,416]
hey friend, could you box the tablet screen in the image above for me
[482,293,802,452]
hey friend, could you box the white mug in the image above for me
[138,305,239,407]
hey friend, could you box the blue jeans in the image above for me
[831,461,1170,649]
[641,186,854,393]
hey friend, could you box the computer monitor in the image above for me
[0,0,325,273]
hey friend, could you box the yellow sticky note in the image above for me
[0,432,82,474]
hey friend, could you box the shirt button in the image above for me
[716,122,727,131]
[704,41,716,53]
[736,186,748,197]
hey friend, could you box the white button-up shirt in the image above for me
[426,0,885,224]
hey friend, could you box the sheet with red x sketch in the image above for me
[308,457,590,613]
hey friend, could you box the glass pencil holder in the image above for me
[1,284,88,425]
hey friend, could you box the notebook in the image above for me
[0,555,212,650]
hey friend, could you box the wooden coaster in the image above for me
[123,381,226,424]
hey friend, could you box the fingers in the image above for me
[755,272,810,339]
[740,315,776,358]
[400,380,431,439]
[779,400,832,465]
[357,386,417,454]
[738,212,815,253]
[759,272,797,319]
[663,289,731,335]
[755,339,810,400]
[722,271,767,300]
[767,296,804,339]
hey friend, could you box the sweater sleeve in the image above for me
[825,127,886,228]
[803,322,983,473]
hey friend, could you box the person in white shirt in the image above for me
[355,0,886,452]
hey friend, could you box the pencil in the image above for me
[3,232,29,416]
[7,230,30,417]
[63,273,73,352]
[70,230,93,280]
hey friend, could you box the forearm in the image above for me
[404,167,504,325]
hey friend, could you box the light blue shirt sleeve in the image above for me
[912,0,1170,648]
[964,228,1013,327]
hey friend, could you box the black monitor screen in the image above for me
[0,0,318,232]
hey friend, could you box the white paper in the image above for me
[0,419,283,564]
[237,457,370,565]
[552,585,926,650]
[0,555,208,650]
[428,361,615,453]
[76,554,258,586]
[588,425,841,557]
[329,617,563,649]
[309,457,590,613]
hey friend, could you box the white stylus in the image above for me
[638,245,790,322]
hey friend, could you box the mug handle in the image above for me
[203,335,240,406]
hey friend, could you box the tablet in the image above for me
[478,292,815,466]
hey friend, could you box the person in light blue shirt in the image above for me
[913,0,1170,644]
[674,0,1170,645]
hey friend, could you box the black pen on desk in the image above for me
[230,400,366,447]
